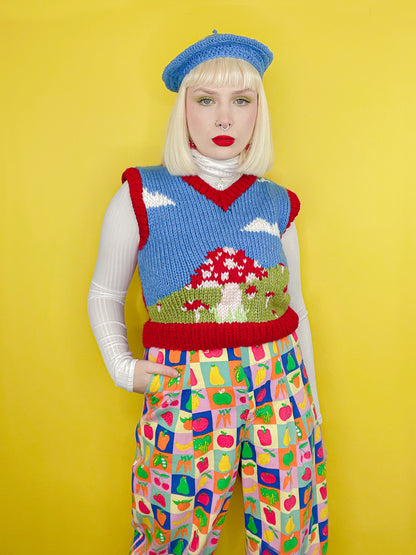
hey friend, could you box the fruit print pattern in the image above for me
[130,336,328,555]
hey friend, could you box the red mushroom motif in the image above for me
[182,300,210,323]
[245,285,257,300]
[189,247,267,322]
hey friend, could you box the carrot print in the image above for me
[216,408,232,427]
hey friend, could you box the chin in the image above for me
[202,146,242,160]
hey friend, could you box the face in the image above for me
[185,85,258,160]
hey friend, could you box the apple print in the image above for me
[278,404,292,421]
[217,432,234,448]
[217,475,231,491]
[303,450,311,460]
[283,537,298,552]
[283,450,294,467]
[283,494,296,511]
[212,389,232,406]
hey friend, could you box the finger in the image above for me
[145,362,179,378]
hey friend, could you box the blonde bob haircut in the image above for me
[162,57,273,176]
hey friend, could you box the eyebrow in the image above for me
[191,88,256,95]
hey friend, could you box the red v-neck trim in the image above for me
[182,174,257,211]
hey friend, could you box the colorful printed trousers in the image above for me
[130,333,328,555]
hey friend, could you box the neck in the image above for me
[192,150,242,190]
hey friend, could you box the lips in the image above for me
[212,135,235,146]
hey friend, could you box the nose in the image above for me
[215,116,232,132]
[215,102,232,130]
[215,120,231,131]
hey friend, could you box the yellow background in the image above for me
[1,1,415,553]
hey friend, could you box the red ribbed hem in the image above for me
[142,308,299,351]
[285,189,301,232]
[122,167,149,250]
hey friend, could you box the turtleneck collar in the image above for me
[191,150,242,190]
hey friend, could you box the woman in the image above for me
[88,32,328,555]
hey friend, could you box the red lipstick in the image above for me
[212,135,235,146]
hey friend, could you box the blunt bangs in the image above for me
[182,57,262,92]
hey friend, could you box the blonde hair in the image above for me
[162,57,273,176]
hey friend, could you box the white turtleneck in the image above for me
[88,154,322,423]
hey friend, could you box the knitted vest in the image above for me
[122,165,300,351]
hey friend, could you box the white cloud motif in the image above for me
[143,188,176,208]
[241,217,281,238]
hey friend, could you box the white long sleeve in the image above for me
[88,182,139,391]
[88,169,322,422]
[282,224,322,424]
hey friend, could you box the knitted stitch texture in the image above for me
[123,166,300,350]
[162,32,273,92]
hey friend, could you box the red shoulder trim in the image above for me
[122,167,149,250]
[285,189,301,232]
[182,174,257,211]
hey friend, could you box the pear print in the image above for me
[285,515,295,534]
[286,353,296,371]
[218,454,231,472]
[283,427,291,447]
[248,515,258,535]
[209,365,225,386]
[177,476,189,495]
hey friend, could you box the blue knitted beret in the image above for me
[162,32,273,92]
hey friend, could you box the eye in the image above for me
[197,97,214,106]
[234,97,251,105]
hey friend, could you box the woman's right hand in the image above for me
[133,359,179,394]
